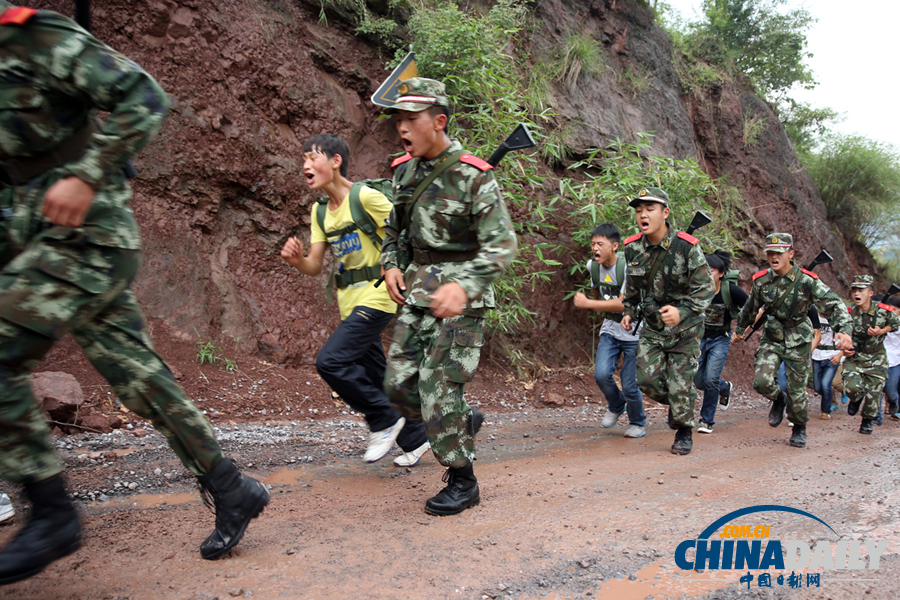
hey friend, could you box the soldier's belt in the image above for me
[413,248,479,265]
[335,265,382,289]
[0,120,98,187]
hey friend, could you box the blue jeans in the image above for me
[812,358,839,413]
[594,333,645,427]
[884,365,900,415]
[693,335,732,425]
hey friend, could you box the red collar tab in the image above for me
[752,269,769,281]
[0,7,37,25]
[800,268,819,279]
[848,306,854,313]
[459,154,492,171]
[623,233,642,245]
[391,153,413,168]
[677,231,699,245]
[879,302,895,312]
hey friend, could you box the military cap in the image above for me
[629,186,669,208]
[764,233,793,253]
[385,78,449,113]
[851,274,873,288]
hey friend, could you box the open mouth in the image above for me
[305,172,315,185]
[638,219,650,231]
[593,252,602,262]
[401,137,413,153]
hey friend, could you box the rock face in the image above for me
[32,372,85,422]
[30,0,870,367]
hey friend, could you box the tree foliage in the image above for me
[697,0,816,101]
[805,135,900,248]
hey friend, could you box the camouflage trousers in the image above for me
[384,306,483,468]
[0,229,223,484]
[753,339,812,425]
[843,353,888,420]
[636,324,703,429]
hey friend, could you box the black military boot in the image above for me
[847,396,862,416]
[790,423,807,447]
[859,418,874,434]
[469,408,484,436]
[197,459,270,560]
[424,463,480,516]
[671,427,693,455]
[0,476,82,585]
[768,391,786,427]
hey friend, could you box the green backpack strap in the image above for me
[315,198,328,239]
[615,252,625,293]
[590,260,600,290]
[348,182,382,249]
[720,269,741,318]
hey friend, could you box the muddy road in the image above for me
[1,392,898,600]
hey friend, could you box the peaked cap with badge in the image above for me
[629,186,669,208]
[384,77,449,113]
[851,274,874,288]
[764,233,793,254]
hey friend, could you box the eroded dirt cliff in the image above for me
[31,0,870,367]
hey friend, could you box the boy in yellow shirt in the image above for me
[281,135,429,466]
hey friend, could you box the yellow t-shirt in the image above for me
[310,185,397,320]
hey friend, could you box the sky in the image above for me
[663,0,900,149]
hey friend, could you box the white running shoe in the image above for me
[363,418,406,463]
[393,441,431,467]
[0,493,14,524]
[623,425,646,438]
[601,410,623,428]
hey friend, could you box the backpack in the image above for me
[589,253,626,321]
[720,268,742,318]
[315,179,393,250]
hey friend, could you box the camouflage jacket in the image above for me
[621,224,714,336]
[0,3,169,250]
[381,140,517,315]
[737,265,851,348]
[847,302,900,357]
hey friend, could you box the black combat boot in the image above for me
[768,391,786,427]
[847,396,862,417]
[671,427,693,455]
[469,408,484,436]
[859,418,874,434]
[0,476,82,585]
[197,459,270,560]
[790,423,807,447]
[424,463,480,516]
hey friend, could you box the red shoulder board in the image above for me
[0,7,37,25]
[391,154,412,168]
[677,231,699,245]
[848,306,854,314]
[752,269,768,281]
[801,268,819,279]
[459,154,492,170]
[623,233,642,245]
[879,302,895,312]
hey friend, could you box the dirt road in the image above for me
[1,399,898,600]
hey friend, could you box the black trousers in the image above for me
[315,306,427,452]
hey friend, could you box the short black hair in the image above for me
[887,295,900,308]
[705,249,732,275]
[303,134,350,177]
[428,105,451,132]
[591,223,621,245]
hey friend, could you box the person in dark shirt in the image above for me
[693,250,749,433]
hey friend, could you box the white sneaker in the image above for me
[363,418,406,463]
[393,441,431,467]
[623,425,646,438]
[0,493,14,524]
[601,410,623,428]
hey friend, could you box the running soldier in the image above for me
[734,234,852,448]
[0,4,267,584]
[620,187,715,455]
[380,78,517,515]
[843,275,900,434]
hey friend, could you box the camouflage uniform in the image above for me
[736,249,851,426]
[382,138,517,469]
[843,276,900,420]
[622,224,715,428]
[0,5,223,483]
